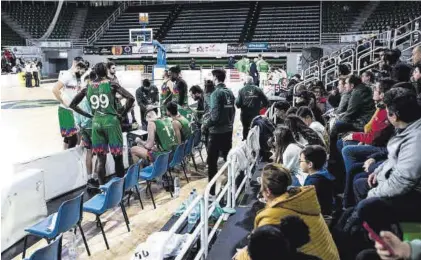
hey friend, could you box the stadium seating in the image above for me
[322,2,367,33]
[49,4,77,39]
[361,1,421,31]
[1,22,25,46]
[80,5,116,39]
[253,2,320,43]
[94,5,173,47]
[162,2,249,44]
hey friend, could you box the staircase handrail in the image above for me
[392,30,421,49]
[87,1,130,46]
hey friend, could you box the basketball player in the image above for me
[107,61,118,83]
[166,101,192,144]
[52,57,87,149]
[131,106,177,163]
[257,54,270,88]
[69,62,135,185]
[160,70,174,114]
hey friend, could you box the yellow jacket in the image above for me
[235,186,339,260]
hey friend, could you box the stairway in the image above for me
[1,12,33,43]
[242,1,261,42]
[70,7,88,39]
[348,1,380,32]
[156,4,182,42]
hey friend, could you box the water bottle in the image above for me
[192,188,200,214]
[188,192,198,227]
[68,231,78,260]
[174,177,180,198]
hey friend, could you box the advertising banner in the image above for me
[227,44,248,54]
[189,43,227,55]
[39,41,71,48]
[268,43,287,51]
[246,42,268,50]
[98,46,112,55]
[126,65,144,71]
[139,13,149,25]
[340,33,376,43]
[132,44,154,54]
[165,44,190,53]
[83,46,99,55]
[8,46,42,56]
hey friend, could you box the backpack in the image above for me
[250,115,275,152]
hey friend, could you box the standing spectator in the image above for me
[136,79,159,130]
[227,56,235,69]
[236,76,269,140]
[249,58,259,85]
[24,62,32,88]
[32,62,40,87]
[189,58,196,70]
[202,69,235,198]
[36,59,42,78]
[107,61,118,83]
[169,66,188,107]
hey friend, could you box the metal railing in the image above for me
[87,1,130,45]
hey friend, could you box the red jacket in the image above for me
[352,107,388,144]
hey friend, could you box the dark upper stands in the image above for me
[322,2,367,33]
[81,6,116,39]
[163,2,249,44]
[361,1,421,31]
[94,5,173,47]
[1,22,25,46]
[253,2,320,43]
[2,1,56,38]
[49,4,77,39]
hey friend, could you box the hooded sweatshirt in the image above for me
[368,117,421,198]
[235,186,339,260]
[303,169,335,216]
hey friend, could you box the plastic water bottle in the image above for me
[68,231,78,260]
[188,192,198,227]
[174,177,180,198]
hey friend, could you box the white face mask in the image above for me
[116,93,122,99]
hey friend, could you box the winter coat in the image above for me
[351,106,389,145]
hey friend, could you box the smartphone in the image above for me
[362,221,395,255]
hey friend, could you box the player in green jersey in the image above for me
[166,101,192,144]
[131,106,178,163]
[70,62,135,185]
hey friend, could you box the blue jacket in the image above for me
[304,169,335,216]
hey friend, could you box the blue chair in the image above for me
[169,143,188,183]
[184,131,198,172]
[83,177,129,250]
[22,193,90,258]
[192,129,205,163]
[139,151,171,209]
[123,164,144,209]
[26,234,62,260]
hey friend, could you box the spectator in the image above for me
[338,64,351,77]
[24,62,32,88]
[335,76,352,115]
[412,62,421,105]
[295,90,325,126]
[247,216,321,260]
[350,88,421,234]
[36,59,42,77]
[272,100,290,125]
[234,163,339,260]
[236,76,269,140]
[249,58,259,85]
[136,79,159,130]
[169,66,188,107]
[411,45,421,65]
[189,58,196,70]
[284,115,325,147]
[167,101,191,144]
[202,69,235,198]
[270,126,303,185]
[391,62,413,82]
[31,62,39,87]
[286,107,298,116]
[361,71,374,88]
[227,56,235,69]
[297,106,328,147]
[328,77,346,109]
[297,145,334,215]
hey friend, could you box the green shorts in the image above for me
[79,127,92,149]
[58,106,77,137]
[91,115,123,155]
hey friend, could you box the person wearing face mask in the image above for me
[52,56,87,149]
[136,79,159,130]
[107,61,118,83]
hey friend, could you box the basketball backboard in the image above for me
[129,28,153,45]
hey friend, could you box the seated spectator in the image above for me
[412,62,421,105]
[361,71,375,89]
[295,90,325,126]
[284,115,325,147]
[234,164,339,260]
[166,101,191,144]
[350,88,421,234]
[270,126,303,185]
[338,64,351,77]
[272,100,290,125]
[334,77,352,115]
[297,145,335,215]
[391,62,413,82]
[287,106,298,116]
[327,79,343,109]
[247,216,321,260]
[297,106,328,147]
[310,81,331,113]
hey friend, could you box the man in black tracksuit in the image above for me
[135,79,159,129]
[202,69,235,196]
[236,76,269,140]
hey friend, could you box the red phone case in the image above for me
[362,222,395,255]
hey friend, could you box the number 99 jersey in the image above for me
[87,79,118,116]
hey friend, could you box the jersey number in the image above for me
[90,94,109,109]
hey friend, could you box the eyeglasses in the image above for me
[299,160,308,163]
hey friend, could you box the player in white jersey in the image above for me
[52,57,87,149]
